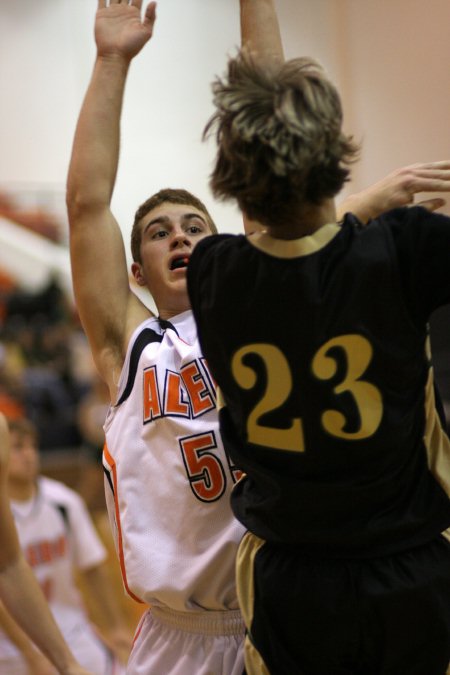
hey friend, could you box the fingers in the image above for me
[409,160,450,171]
[102,0,155,22]
[415,197,446,212]
[410,176,450,193]
[396,163,450,196]
[410,168,450,180]
[144,1,157,26]
[413,167,450,177]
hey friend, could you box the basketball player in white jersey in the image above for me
[66,1,450,673]
[0,413,92,675]
[0,417,130,675]
[67,3,246,672]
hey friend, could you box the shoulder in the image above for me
[192,232,239,257]
[127,314,161,345]
[188,234,245,303]
[96,293,154,397]
[39,476,84,510]
[189,233,246,274]
[346,206,450,259]
[370,205,450,237]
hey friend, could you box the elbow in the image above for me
[66,186,87,221]
[66,185,110,224]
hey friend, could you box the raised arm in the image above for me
[240,0,284,64]
[337,160,450,223]
[238,0,284,234]
[66,0,157,396]
[0,415,91,675]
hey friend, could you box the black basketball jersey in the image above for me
[188,207,450,558]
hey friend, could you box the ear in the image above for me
[243,213,264,236]
[131,262,147,287]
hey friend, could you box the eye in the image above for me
[186,224,204,235]
[151,230,169,240]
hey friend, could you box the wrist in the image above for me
[96,51,131,71]
[338,191,375,225]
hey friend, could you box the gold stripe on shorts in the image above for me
[236,532,270,674]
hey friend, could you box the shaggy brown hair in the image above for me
[131,188,218,262]
[204,51,359,229]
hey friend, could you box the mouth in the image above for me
[170,255,190,271]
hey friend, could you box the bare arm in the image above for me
[81,564,132,664]
[0,601,54,675]
[337,160,450,223]
[239,0,284,233]
[0,560,92,675]
[66,0,157,395]
[0,415,91,675]
[240,0,284,64]
[244,158,450,233]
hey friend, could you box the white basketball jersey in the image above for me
[0,476,106,660]
[103,311,245,611]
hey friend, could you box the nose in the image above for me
[169,228,191,249]
[22,444,37,458]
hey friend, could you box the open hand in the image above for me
[339,160,450,223]
[95,0,157,61]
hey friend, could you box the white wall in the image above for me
[0,0,449,285]
[335,0,450,199]
[0,1,343,252]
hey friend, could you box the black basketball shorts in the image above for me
[236,532,450,675]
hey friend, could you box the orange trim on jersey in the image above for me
[132,611,147,647]
[103,442,144,604]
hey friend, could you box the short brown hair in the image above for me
[204,51,359,229]
[7,417,39,443]
[131,188,218,263]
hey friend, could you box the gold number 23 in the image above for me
[231,335,383,453]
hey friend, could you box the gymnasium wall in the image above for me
[0,0,449,252]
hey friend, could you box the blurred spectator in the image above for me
[0,278,86,451]
[0,416,131,673]
[0,341,26,421]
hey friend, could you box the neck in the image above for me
[265,199,337,240]
[156,295,191,321]
[8,481,36,502]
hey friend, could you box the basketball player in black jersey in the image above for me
[188,4,450,674]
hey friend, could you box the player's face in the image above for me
[132,202,212,318]
[8,431,39,486]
